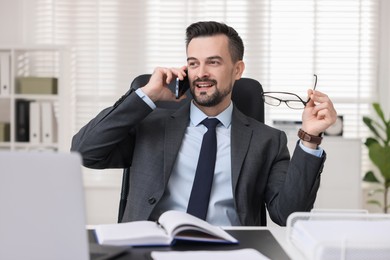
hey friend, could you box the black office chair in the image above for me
[118,74,265,224]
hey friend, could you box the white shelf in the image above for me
[14,94,59,101]
[0,45,70,152]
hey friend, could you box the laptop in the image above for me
[0,151,127,260]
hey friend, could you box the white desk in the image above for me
[225,226,304,260]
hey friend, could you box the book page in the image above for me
[158,210,238,243]
[95,220,171,246]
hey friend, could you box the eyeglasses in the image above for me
[261,74,318,110]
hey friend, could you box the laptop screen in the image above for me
[0,151,89,260]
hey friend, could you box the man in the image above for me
[71,21,337,226]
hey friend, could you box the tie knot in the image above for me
[201,118,220,130]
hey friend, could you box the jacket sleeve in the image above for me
[70,89,153,169]
[266,138,326,226]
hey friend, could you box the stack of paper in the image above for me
[290,220,390,260]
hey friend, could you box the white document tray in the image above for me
[286,210,390,260]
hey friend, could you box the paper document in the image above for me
[151,248,270,260]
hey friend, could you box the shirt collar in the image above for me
[190,100,233,128]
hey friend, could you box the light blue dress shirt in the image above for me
[135,88,323,226]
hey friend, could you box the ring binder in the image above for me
[0,52,10,97]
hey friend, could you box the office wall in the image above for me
[0,0,37,44]
[378,0,390,113]
[0,0,21,44]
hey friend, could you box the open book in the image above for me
[95,210,238,246]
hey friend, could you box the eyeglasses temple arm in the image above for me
[305,74,318,106]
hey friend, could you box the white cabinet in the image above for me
[0,46,70,151]
[286,136,362,210]
[314,137,362,209]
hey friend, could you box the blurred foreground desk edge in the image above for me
[88,227,295,260]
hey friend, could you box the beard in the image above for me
[190,79,233,107]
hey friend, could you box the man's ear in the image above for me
[234,60,245,80]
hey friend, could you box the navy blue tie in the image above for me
[187,118,220,220]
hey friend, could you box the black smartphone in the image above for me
[175,72,190,99]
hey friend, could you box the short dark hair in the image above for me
[185,21,244,63]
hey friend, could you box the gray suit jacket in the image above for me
[71,89,326,226]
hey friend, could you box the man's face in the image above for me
[186,34,243,109]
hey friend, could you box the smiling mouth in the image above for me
[196,82,214,89]
[194,80,217,90]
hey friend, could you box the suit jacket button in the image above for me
[148,197,156,205]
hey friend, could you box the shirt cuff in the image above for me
[298,140,323,157]
[135,88,156,110]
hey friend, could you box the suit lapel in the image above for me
[231,107,253,191]
[163,103,191,184]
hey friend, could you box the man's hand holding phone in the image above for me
[141,67,188,102]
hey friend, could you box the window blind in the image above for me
[33,0,379,174]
